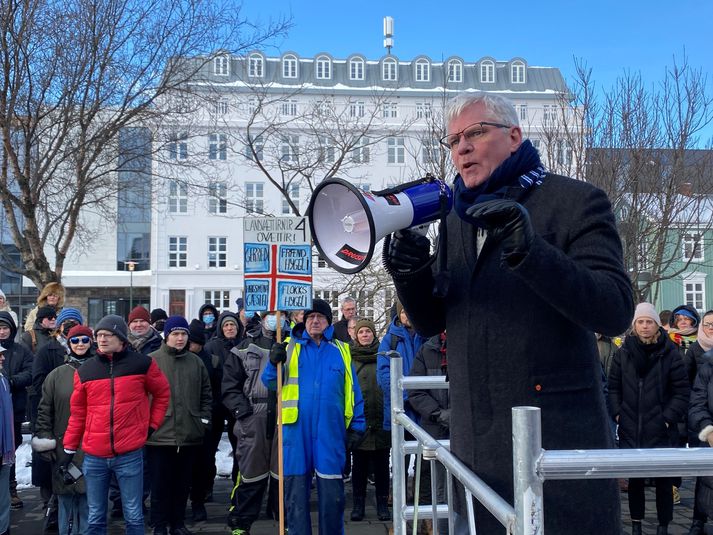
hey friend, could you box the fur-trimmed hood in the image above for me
[38,282,65,309]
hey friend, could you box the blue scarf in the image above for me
[453,139,546,227]
[0,374,14,465]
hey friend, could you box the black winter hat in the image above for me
[94,314,128,342]
[188,319,206,345]
[150,308,168,323]
[303,299,334,325]
[37,306,57,321]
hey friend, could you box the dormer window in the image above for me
[383,58,397,81]
[283,55,298,78]
[415,59,430,82]
[316,55,331,79]
[349,58,365,80]
[511,61,526,83]
[248,54,263,78]
[214,55,229,76]
[480,60,495,83]
[447,60,463,83]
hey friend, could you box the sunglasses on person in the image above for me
[69,336,91,344]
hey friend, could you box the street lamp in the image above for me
[125,261,137,311]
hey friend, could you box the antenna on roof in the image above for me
[383,16,394,55]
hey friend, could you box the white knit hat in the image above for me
[633,302,661,327]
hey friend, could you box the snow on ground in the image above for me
[15,433,236,489]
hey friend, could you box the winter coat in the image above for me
[409,335,450,441]
[597,335,617,378]
[0,305,18,333]
[687,358,713,518]
[204,311,243,421]
[684,341,710,387]
[0,311,34,421]
[146,342,212,447]
[23,282,65,332]
[63,345,170,457]
[393,174,634,533]
[332,317,351,343]
[20,323,53,354]
[261,323,366,476]
[32,354,91,495]
[349,337,390,451]
[129,327,163,356]
[198,303,219,340]
[376,318,426,430]
[608,330,689,449]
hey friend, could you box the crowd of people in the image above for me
[0,282,450,535]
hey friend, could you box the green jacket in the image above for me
[349,339,390,450]
[146,342,212,447]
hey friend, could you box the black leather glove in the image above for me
[346,429,365,451]
[466,199,534,266]
[387,230,431,273]
[436,408,450,428]
[58,453,75,485]
[269,342,287,365]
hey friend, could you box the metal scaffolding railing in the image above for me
[387,351,713,535]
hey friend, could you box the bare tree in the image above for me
[0,0,289,286]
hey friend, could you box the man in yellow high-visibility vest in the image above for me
[261,299,366,535]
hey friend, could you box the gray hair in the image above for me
[340,296,356,308]
[445,92,519,131]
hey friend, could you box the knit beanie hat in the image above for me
[67,325,93,340]
[674,308,698,327]
[164,316,190,337]
[56,308,83,327]
[188,319,206,345]
[632,302,661,327]
[354,318,377,339]
[150,308,168,323]
[37,306,57,322]
[128,306,151,324]
[0,315,13,329]
[220,315,238,330]
[0,290,5,300]
[94,314,128,342]
[303,299,333,325]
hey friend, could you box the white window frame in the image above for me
[382,58,397,81]
[168,180,188,213]
[245,182,264,214]
[349,58,365,80]
[316,55,331,79]
[208,181,228,214]
[168,236,187,268]
[208,133,227,160]
[416,102,432,119]
[480,60,495,83]
[281,99,298,117]
[415,59,430,82]
[422,138,440,164]
[448,60,463,83]
[213,55,229,76]
[167,133,188,160]
[281,183,300,214]
[382,102,398,119]
[282,55,297,78]
[207,237,227,268]
[351,137,370,164]
[518,104,528,122]
[204,290,231,312]
[350,100,365,118]
[511,61,526,83]
[212,100,229,116]
[248,54,264,78]
[280,134,299,162]
[244,134,264,162]
[683,232,704,262]
[387,136,405,164]
[319,135,335,164]
[683,274,706,312]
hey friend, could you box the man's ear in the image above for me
[509,126,523,153]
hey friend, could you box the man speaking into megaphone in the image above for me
[383,92,634,534]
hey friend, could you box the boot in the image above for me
[350,496,365,521]
[657,526,668,535]
[376,495,391,521]
[688,519,706,535]
[191,502,207,522]
[9,488,22,510]
[631,521,642,535]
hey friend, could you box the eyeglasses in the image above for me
[703,322,713,329]
[95,332,116,339]
[439,121,511,150]
[69,336,91,344]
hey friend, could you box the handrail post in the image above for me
[389,351,406,535]
[513,407,544,535]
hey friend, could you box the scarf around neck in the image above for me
[453,139,545,226]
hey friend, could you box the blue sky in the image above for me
[243,0,713,145]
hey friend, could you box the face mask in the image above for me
[203,314,215,325]
[264,315,277,332]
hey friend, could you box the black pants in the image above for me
[228,474,280,529]
[146,445,198,530]
[9,420,21,493]
[628,477,674,525]
[351,448,390,500]
[190,415,224,504]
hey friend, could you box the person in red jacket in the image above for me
[63,314,170,535]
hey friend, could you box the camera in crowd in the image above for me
[58,462,83,485]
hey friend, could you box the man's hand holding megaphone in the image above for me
[386,229,431,273]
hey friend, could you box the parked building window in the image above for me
[245,182,264,214]
[518,104,528,122]
[415,59,430,82]
[316,55,331,79]
[282,55,297,78]
[511,61,526,83]
[208,133,227,160]
[208,237,227,268]
[350,101,365,118]
[683,233,704,261]
[416,102,432,119]
[167,133,188,160]
[351,137,370,164]
[248,54,263,78]
[480,60,494,83]
[387,137,405,164]
[212,100,229,116]
[280,135,299,162]
[204,290,231,311]
[281,99,298,117]
[448,60,463,83]
[168,180,188,213]
[244,134,264,161]
[382,102,398,119]
[382,58,397,81]
[282,183,300,214]
[208,181,228,214]
[350,58,365,80]
[214,55,229,76]
[684,277,706,311]
[543,105,557,124]
[168,237,187,268]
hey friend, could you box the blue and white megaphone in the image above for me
[307,176,453,274]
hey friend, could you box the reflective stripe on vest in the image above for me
[281,338,354,428]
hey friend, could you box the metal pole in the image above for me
[512,406,544,535]
[389,350,406,535]
[129,269,133,310]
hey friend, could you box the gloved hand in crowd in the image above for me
[270,342,287,365]
[346,428,366,451]
[466,199,534,265]
[58,452,75,485]
[436,408,450,428]
[387,229,431,273]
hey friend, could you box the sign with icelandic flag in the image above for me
[243,217,313,313]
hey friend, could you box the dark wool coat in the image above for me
[393,174,634,534]
[687,359,713,517]
[608,332,690,449]
[0,311,33,421]
[408,335,449,441]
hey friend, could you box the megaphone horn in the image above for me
[307,176,453,274]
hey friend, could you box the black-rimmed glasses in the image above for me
[69,336,91,344]
[439,121,511,150]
